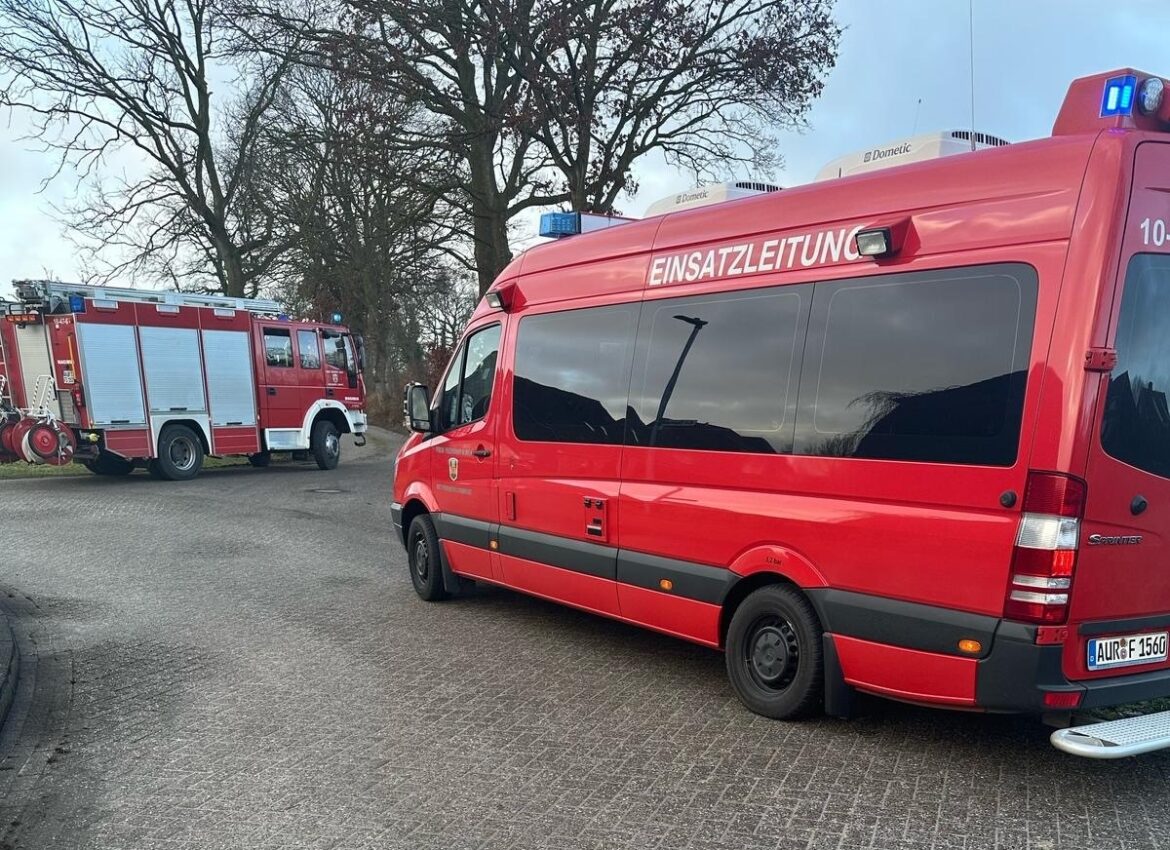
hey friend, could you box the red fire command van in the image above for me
[393,69,1170,758]
[0,280,367,480]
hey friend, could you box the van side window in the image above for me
[796,264,1037,465]
[439,324,501,430]
[513,305,638,444]
[627,287,809,453]
[1102,254,1170,478]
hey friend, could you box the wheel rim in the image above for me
[325,432,339,458]
[170,436,196,471]
[744,615,799,692]
[412,534,430,583]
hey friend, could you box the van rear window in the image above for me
[1102,254,1170,478]
[796,264,1037,466]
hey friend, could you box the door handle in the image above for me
[472,446,492,459]
[267,387,276,396]
[586,520,604,537]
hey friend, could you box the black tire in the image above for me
[152,424,204,481]
[725,584,824,720]
[310,419,341,470]
[83,451,133,476]
[248,451,271,468]
[406,514,448,601]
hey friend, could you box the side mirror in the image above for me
[404,383,432,433]
[352,334,366,371]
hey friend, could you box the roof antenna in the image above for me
[968,0,977,151]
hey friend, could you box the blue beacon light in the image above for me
[1101,74,1138,117]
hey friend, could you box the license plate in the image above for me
[1087,631,1169,671]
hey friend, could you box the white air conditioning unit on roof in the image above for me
[814,130,1010,182]
[643,181,781,217]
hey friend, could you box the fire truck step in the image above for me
[1050,709,1170,758]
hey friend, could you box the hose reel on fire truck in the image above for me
[0,374,77,466]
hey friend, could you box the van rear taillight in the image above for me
[1004,472,1086,625]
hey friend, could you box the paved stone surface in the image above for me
[1,432,1170,849]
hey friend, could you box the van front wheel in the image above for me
[725,584,824,719]
[407,515,449,602]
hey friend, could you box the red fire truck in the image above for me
[0,280,367,480]
[392,68,1170,758]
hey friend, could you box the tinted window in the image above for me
[796,264,1037,465]
[263,328,292,368]
[627,287,808,453]
[513,305,638,444]
[1102,254,1170,478]
[297,330,321,369]
[440,324,501,430]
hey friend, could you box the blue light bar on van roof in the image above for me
[539,211,581,238]
[1101,74,1138,117]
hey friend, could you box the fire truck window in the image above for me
[439,324,500,430]
[322,331,348,370]
[263,328,293,368]
[796,264,1037,465]
[513,305,638,444]
[627,287,807,454]
[297,330,321,370]
[1103,254,1170,478]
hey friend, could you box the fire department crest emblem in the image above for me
[448,457,459,481]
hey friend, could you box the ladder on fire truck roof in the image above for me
[13,280,283,316]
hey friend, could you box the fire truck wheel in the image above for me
[724,584,824,720]
[310,419,341,470]
[84,451,134,476]
[248,451,271,468]
[406,514,449,601]
[153,424,204,481]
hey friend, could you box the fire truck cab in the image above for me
[392,69,1170,757]
[0,281,367,480]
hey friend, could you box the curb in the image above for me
[0,603,18,738]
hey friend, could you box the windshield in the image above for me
[1102,253,1170,478]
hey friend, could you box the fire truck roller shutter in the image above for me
[139,326,212,457]
[13,323,61,418]
[139,327,207,415]
[75,323,147,426]
[201,329,257,427]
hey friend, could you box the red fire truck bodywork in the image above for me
[391,70,1170,736]
[0,283,367,479]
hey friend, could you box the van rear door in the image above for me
[1070,142,1170,680]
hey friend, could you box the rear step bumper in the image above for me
[1052,711,1170,758]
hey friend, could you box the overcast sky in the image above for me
[2,0,1169,300]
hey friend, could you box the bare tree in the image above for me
[236,0,840,295]
[0,0,300,296]
[243,60,470,399]
[517,0,841,211]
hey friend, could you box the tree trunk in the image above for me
[467,142,513,296]
[214,234,247,298]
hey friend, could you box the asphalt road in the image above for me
[0,433,1168,850]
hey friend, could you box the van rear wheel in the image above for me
[725,584,824,719]
[406,514,448,602]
